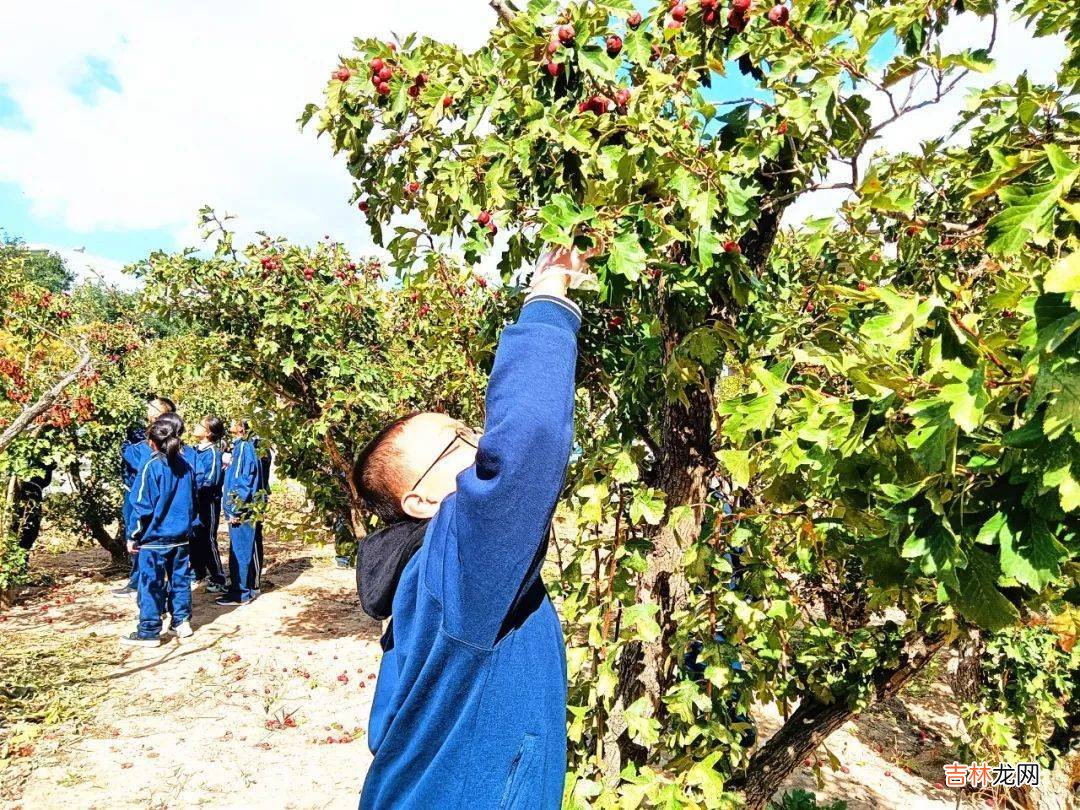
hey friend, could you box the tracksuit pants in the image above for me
[135,542,193,639]
[122,496,139,590]
[227,520,260,603]
[191,491,226,586]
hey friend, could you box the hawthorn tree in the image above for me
[308,0,1078,805]
[137,209,498,543]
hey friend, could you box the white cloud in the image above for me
[0,1,497,260]
[28,243,136,291]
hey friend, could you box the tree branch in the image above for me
[0,348,92,455]
[488,0,514,25]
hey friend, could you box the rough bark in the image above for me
[733,632,948,810]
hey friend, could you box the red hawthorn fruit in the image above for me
[376,82,391,96]
[557,24,575,43]
[857,280,868,291]
[609,316,623,328]
[487,222,498,236]
[733,0,752,9]
[777,120,789,134]
[804,301,815,313]
[628,11,643,28]
[442,95,453,108]
[58,310,71,319]
[370,58,385,73]
[670,4,688,22]
[702,0,717,7]
[415,72,429,86]
[407,181,420,194]
[358,200,369,212]
[544,60,562,77]
[347,262,356,271]
[547,39,560,55]
[477,277,488,288]
[650,45,663,62]
[723,241,740,254]
[704,10,717,23]
[871,252,881,262]
[407,84,420,98]
[418,304,431,317]
[614,88,632,107]
[728,8,747,30]
[767,4,789,25]
[578,101,589,113]
[477,210,492,225]
[387,42,397,51]
[606,35,623,57]
[371,75,382,87]
[377,66,393,82]
[336,67,351,81]
[905,224,920,236]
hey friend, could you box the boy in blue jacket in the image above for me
[351,248,590,810]
[122,415,197,647]
[113,395,176,598]
[217,420,261,606]
[183,416,227,593]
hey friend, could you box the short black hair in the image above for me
[203,416,225,442]
[149,414,184,460]
[352,413,421,524]
[155,411,185,436]
[147,395,176,413]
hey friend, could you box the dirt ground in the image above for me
[0,536,1071,809]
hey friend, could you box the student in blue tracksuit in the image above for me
[251,435,272,583]
[351,248,589,809]
[121,415,197,647]
[217,420,261,606]
[113,395,176,598]
[182,417,227,593]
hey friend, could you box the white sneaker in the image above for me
[172,621,194,639]
[120,632,161,647]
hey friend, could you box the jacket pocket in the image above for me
[500,732,539,809]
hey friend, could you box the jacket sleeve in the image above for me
[223,441,258,518]
[447,295,580,646]
[121,440,139,490]
[127,459,160,544]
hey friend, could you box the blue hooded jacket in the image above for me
[360,295,579,810]
[126,451,197,547]
[223,437,260,520]
[183,442,224,494]
[120,427,151,495]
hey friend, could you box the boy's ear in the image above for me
[400,491,440,520]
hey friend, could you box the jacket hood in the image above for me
[356,518,429,621]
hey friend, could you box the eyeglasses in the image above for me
[410,426,481,491]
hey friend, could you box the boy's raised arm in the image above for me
[448,251,586,646]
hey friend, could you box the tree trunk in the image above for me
[604,384,715,774]
[86,511,128,566]
[733,631,947,810]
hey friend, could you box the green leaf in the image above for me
[986,145,1079,255]
[612,451,639,484]
[717,448,751,489]
[999,519,1067,590]
[950,547,1020,631]
[902,521,965,589]
[629,487,666,525]
[607,229,646,281]
[622,602,661,644]
[1045,251,1080,295]
[624,697,661,748]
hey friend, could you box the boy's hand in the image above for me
[127,540,138,554]
[530,246,598,297]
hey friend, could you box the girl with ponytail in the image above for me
[122,414,198,647]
